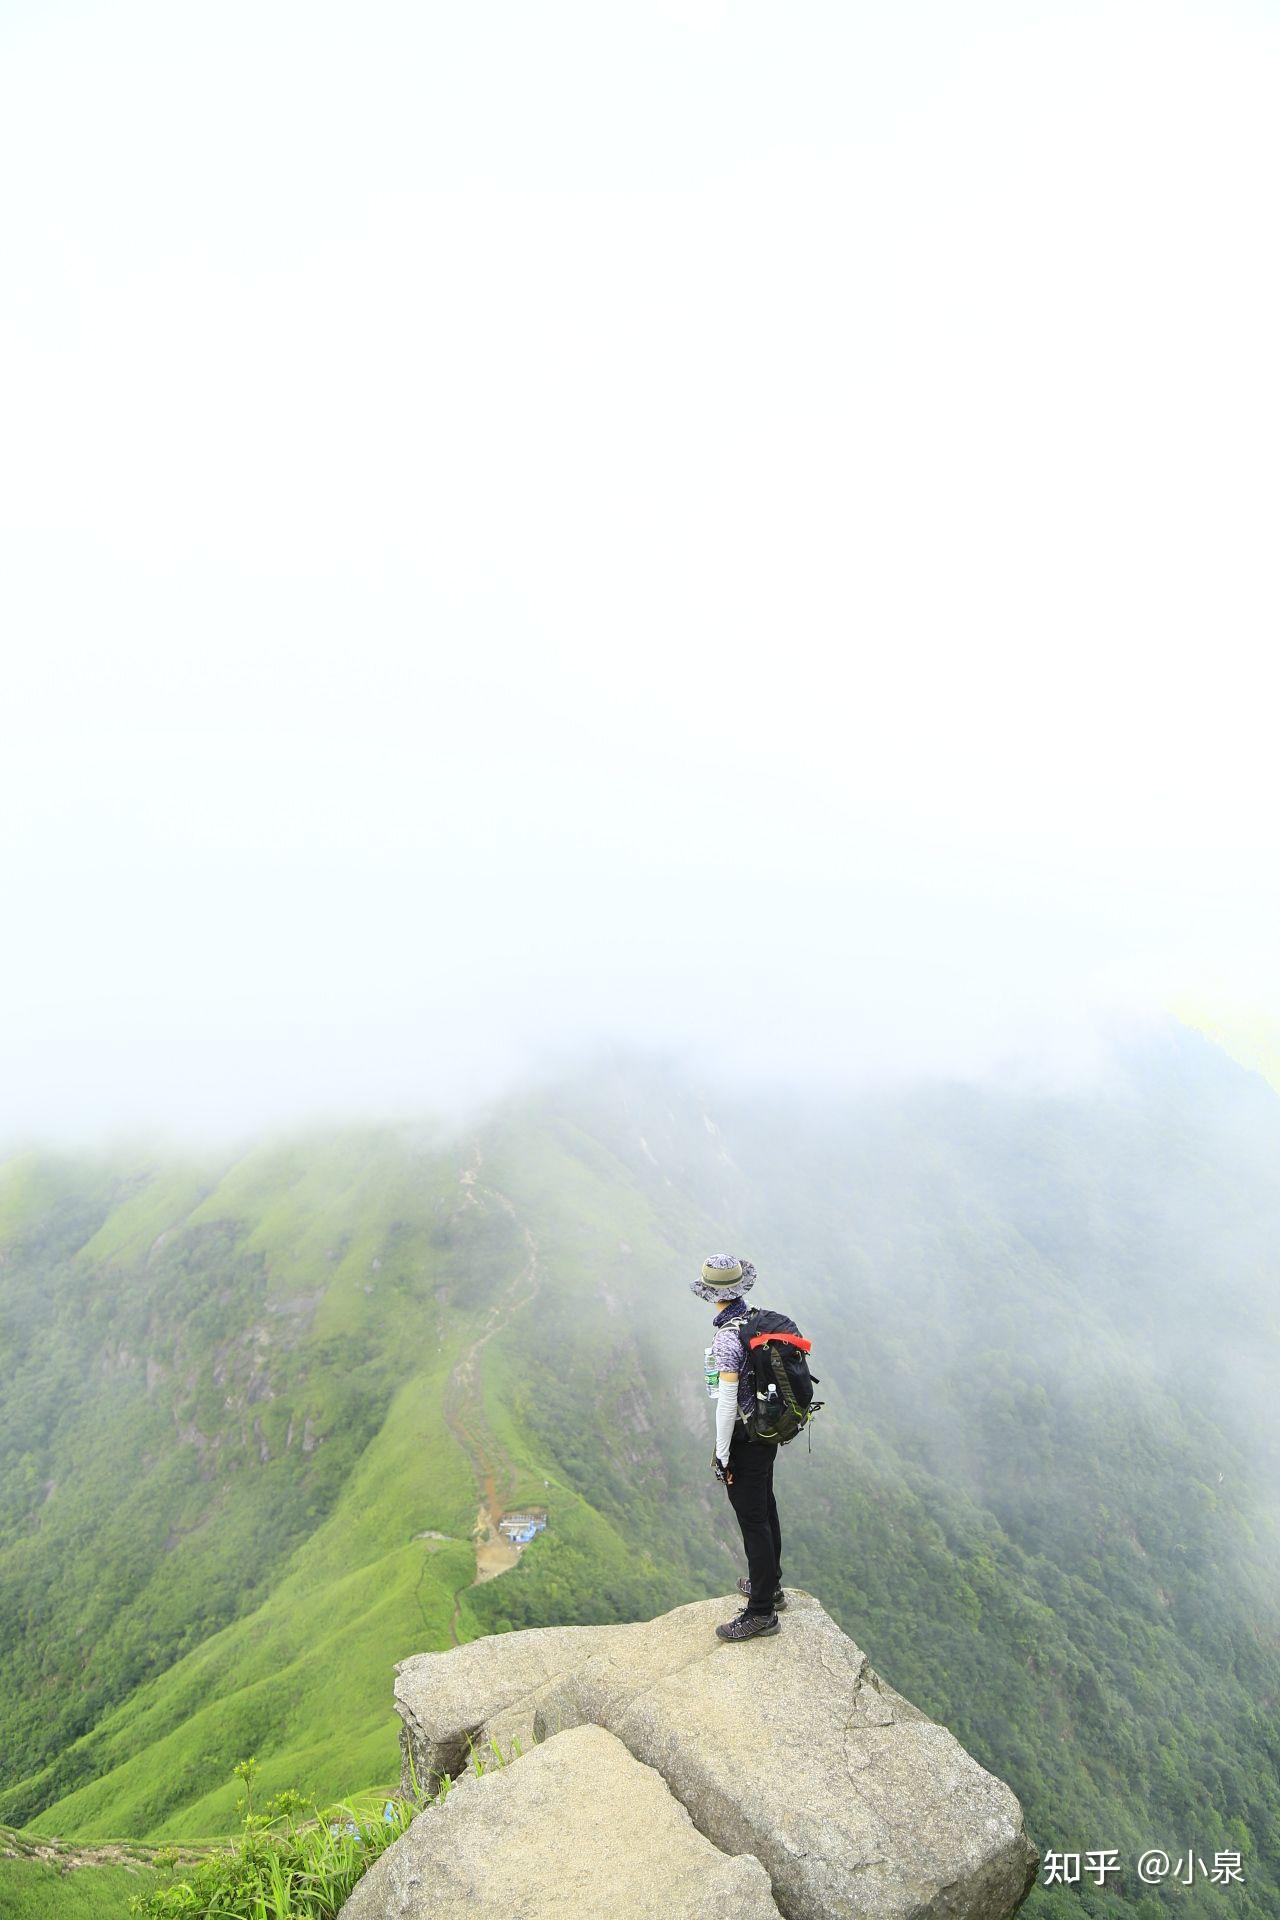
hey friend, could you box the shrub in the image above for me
[128,1731,535,1919]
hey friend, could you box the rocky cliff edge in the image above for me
[337,1590,1039,1920]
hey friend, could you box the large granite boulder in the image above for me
[532,1591,1038,1920]
[339,1720,783,1919]
[353,1589,1039,1920]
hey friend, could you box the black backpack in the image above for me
[728,1306,825,1447]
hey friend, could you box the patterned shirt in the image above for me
[709,1298,754,1423]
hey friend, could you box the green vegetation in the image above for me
[0,1828,170,1920]
[1,1026,1279,1917]
[125,1734,531,1920]
[126,1758,395,1920]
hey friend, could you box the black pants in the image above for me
[725,1421,781,1614]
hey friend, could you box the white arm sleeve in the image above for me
[715,1375,739,1464]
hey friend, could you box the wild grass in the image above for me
[128,1730,536,1920]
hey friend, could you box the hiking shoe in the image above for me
[716,1608,781,1641]
[737,1577,786,1609]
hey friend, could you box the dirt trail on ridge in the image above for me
[0,1829,213,1876]
[439,1143,542,1646]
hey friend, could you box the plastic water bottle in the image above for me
[704,1347,720,1397]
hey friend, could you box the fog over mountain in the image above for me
[3,0,1278,1145]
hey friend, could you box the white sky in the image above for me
[2,0,1278,1140]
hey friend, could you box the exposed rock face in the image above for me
[392,1618,642,1798]
[342,1591,1039,1920]
[338,1720,784,1919]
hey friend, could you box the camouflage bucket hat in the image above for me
[690,1254,757,1303]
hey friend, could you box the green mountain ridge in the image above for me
[2,1022,1279,1917]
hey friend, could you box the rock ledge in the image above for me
[338,1591,1039,1920]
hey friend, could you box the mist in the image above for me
[3,0,1277,1147]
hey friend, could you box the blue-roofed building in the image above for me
[498,1507,548,1544]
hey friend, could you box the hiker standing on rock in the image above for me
[694,1254,785,1641]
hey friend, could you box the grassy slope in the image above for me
[0,1110,732,1846]
[0,1125,485,1838]
[0,1854,163,1919]
[0,1824,185,1917]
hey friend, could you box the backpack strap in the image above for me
[727,1308,757,1383]
[725,1308,756,1427]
